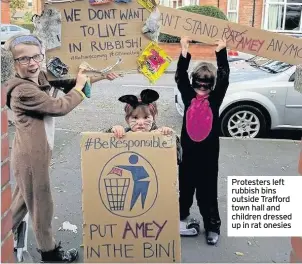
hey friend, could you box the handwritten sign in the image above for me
[45,1,151,79]
[81,132,181,263]
[159,6,302,65]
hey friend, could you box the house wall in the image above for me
[159,43,216,60]
[198,0,264,28]
[1,1,11,24]
[1,82,14,263]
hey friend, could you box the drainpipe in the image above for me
[217,0,220,8]
[252,0,256,27]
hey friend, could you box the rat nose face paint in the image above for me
[128,110,154,132]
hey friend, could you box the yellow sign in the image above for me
[137,0,159,12]
[137,42,172,83]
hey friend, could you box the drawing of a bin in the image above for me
[104,177,130,211]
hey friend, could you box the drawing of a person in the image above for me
[117,154,150,210]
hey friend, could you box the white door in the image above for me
[284,70,302,127]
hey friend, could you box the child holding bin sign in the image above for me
[105,88,183,165]
[175,36,230,245]
[3,33,120,262]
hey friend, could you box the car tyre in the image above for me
[221,104,268,138]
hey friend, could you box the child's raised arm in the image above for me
[11,83,84,116]
[211,39,230,106]
[48,76,77,94]
[48,72,120,94]
[175,36,195,105]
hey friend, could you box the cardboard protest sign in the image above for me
[81,131,181,263]
[159,6,302,65]
[44,1,151,79]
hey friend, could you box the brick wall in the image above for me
[159,43,216,60]
[238,0,263,28]
[198,0,264,29]
[1,2,11,24]
[1,85,14,263]
[33,0,45,16]
[198,0,217,6]
[291,237,302,263]
[290,142,302,263]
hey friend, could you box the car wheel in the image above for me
[221,105,268,138]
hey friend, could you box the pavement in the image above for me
[8,74,301,263]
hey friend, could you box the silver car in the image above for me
[174,56,302,138]
[1,24,31,45]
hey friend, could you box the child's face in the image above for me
[194,87,211,96]
[127,107,154,132]
[13,44,43,80]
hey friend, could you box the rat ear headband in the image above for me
[10,35,42,50]
[118,89,159,113]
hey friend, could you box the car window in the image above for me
[9,26,20,31]
[1,26,7,32]
[247,56,270,66]
[247,56,292,74]
[289,72,295,82]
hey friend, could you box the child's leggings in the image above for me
[178,148,221,234]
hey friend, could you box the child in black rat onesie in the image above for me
[175,36,230,245]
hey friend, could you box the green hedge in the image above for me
[11,21,35,32]
[18,23,35,32]
[158,5,228,43]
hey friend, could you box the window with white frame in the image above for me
[159,0,198,8]
[263,0,302,32]
[227,0,239,23]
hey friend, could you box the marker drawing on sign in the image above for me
[158,5,302,65]
[86,243,135,259]
[99,151,158,218]
[143,240,176,260]
[122,220,167,240]
[117,154,150,210]
[222,25,265,53]
[89,223,117,239]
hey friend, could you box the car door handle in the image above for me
[270,90,276,94]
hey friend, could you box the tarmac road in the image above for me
[8,74,301,263]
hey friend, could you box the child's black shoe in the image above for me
[38,241,78,263]
[206,231,219,245]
